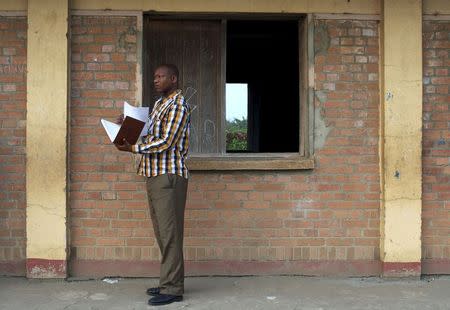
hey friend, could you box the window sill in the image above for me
[187,154,314,171]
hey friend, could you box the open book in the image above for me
[101,102,149,145]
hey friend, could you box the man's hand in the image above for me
[114,138,133,152]
[116,113,125,125]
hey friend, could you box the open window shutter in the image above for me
[143,18,223,154]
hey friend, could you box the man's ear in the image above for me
[171,75,178,84]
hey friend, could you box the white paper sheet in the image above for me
[124,101,149,122]
[101,119,120,142]
[123,101,149,136]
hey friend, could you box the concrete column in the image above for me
[380,0,423,277]
[26,0,69,278]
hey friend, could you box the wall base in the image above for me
[26,258,67,278]
[69,260,381,278]
[382,262,421,278]
[0,260,26,276]
[22,259,449,278]
[422,259,450,275]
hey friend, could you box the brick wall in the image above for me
[0,17,27,276]
[69,17,380,276]
[69,16,146,264]
[185,20,380,275]
[422,20,450,271]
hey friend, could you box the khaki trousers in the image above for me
[146,174,188,296]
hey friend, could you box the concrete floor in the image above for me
[0,275,449,310]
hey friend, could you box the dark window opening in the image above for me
[226,20,299,153]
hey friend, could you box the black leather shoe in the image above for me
[148,294,183,306]
[146,287,160,296]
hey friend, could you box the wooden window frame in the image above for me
[144,13,315,170]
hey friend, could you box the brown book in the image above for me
[101,117,146,145]
[111,116,145,145]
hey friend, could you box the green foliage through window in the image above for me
[226,118,248,151]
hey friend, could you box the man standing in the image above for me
[115,64,190,306]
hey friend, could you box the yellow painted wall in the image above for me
[381,0,422,263]
[26,0,68,262]
[1,0,449,14]
[0,0,26,11]
[424,0,450,15]
[70,0,380,13]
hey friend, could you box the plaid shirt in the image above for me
[132,90,190,178]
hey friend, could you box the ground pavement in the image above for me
[0,275,449,309]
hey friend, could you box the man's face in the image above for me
[153,67,175,94]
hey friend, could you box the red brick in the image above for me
[82,219,109,228]
[72,72,93,80]
[111,53,126,62]
[97,238,124,246]
[126,238,152,246]
[243,202,270,209]
[215,201,241,209]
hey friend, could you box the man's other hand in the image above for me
[116,113,125,125]
[115,138,133,152]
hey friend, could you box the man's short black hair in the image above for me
[158,64,179,79]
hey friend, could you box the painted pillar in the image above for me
[380,0,423,277]
[26,0,69,278]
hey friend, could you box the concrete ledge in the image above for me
[422,259,450,275]
[0,260,26,276]
[26,259,67,278]
[382,262,421,278]
[69,259,381,278]
[187,155,314,171]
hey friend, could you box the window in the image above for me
[142,15,313,170]
[226,83,248,152]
